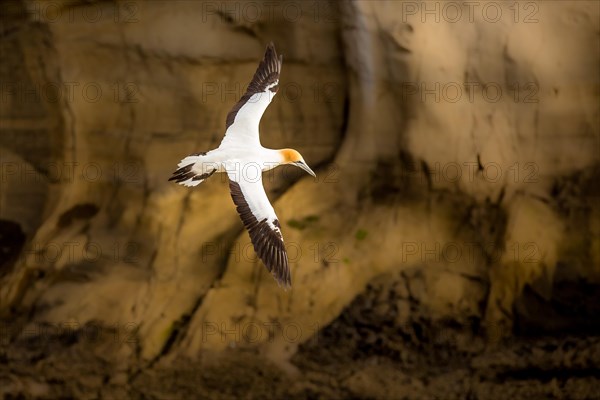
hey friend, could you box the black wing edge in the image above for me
[229,180,291,289]
[225,42,283,130]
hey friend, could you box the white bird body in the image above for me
[169,43,315,289]
[175,147,284,187]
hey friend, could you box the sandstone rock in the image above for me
[0,2,598,394]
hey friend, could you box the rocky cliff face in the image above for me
[1,0,599,398]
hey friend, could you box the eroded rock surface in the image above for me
[1,0,599,398]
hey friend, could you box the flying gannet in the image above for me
[169,42,315,289]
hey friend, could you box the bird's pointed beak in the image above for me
[296,161,316,177]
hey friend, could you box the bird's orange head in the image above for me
[279,148,316,177]
[280,149,303,163]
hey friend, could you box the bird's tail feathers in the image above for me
[169,154,217,187]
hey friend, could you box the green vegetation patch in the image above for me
[355,229,368,240]
[287,215,320,230]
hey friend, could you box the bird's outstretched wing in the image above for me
[227,170,290,288]
[221,42,282,147]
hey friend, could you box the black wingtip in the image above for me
[281,278,292,291]
[265,42,280,60]
[273,256,291,290]
[274,269,292,290]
